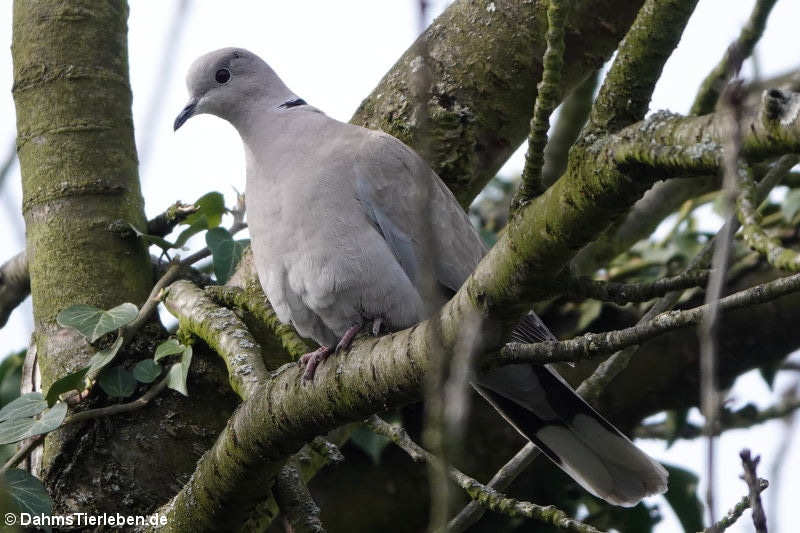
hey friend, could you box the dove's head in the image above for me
[174,47,291,130]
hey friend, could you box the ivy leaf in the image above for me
[782,189,800,222]
[206,227,249,283]
[133,360,162,384]
[0,402,67,445]
[98,366,137,399]
[44,367,89,407]
[56,302,138,342]
[166,346,193,396]
[350,425,390,465]
[0,350,25,407]
[0,393,46,423]
[86,335,125,382]
[4,469,53,530]
[175,191,226,246]
[663,464,704,533]
[154,338,186,362]
[128,223,185,252]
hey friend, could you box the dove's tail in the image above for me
[473,314,668,507]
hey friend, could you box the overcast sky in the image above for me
[1,1,800,531]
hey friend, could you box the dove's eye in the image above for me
[215,69,231,84]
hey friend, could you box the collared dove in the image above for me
[175,47,668,507]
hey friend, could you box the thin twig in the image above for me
[690,0,779,115]
[635,395,800,439]
[366,415,603,533]
[512,0,572,207]
[497,271,800,366]
[563,269,710,304]
[739,449,768,533]
[0,375,169,474]
[704,478,768,533]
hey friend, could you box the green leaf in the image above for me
[4,469,52,527]
[0,393,46,423]
[154,338,186,361]
[128,223,185,252]
[98,366,137,398]
[133,360,162,384]
[166,346,193,396]
[350,425,391,465]
[0,350,25,408]
[663,464,703,533]
[0,402,67,444]
[44,367,89,407]
[56,302,138,342]
[86,335,125,382]
[175,192,227,247]
[185,191,226,228]
[206,228,249,283]
[782,189,800,222]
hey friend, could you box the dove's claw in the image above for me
[335,324,361,353]
[299,346,331,380]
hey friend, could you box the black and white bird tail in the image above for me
[474,314,668,507]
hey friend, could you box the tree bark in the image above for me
[11,0,238,518]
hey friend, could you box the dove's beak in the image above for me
[174,100,197,131]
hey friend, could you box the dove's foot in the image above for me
[335,324,361,352]
[299,346,331,380]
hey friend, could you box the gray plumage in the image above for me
[176,47,668,507]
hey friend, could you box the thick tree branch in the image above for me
[163,280,267,400]
[613,89,800,173]
[589,0,698,133]
[273,459,326,533]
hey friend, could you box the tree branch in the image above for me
[562,269,710,304]
[498,271,800,366]
[704,478,768,533]
[365,416,602,533]
[589,0,698,133]
[0,251,29,328]
[739,449,768,533]
[513,0,572,205]
[162,280,267,400]
[691,0,779,115]
[635,396,800,440]
[273,459,326,533]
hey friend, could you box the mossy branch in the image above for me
[691,0,779,116]
[513,0,572,206]
[562,269,710,304]
[497,271,800,366]
[163,280,267,400]
[589,0,698,133]
[365,416,602,533]
[736,155,800,270]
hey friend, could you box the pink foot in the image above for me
[299,346,331,380]
[335,324,361,353]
